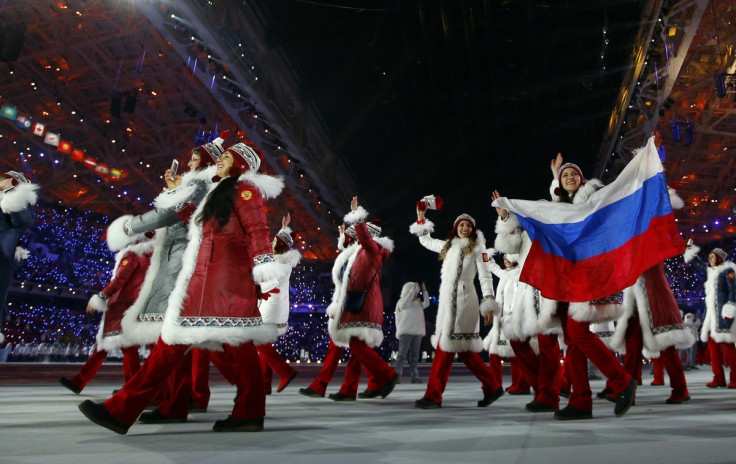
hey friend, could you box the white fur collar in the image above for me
[0,183,39,213]
[237,171,284,200]
[153,165,217,209]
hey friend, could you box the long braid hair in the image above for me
[196,176,238,231]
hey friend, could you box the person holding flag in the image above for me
[490,134,681,419]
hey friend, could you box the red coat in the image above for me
[161,173,287,348]
[328,208,393,348]
[95,241,153,350]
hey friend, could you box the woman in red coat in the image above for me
[326,196,399,400]
[78,141,289,434]
[59,235,153,394]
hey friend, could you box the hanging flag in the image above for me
[492,136,684,302]
[44,132,60,146]
[110,168,123,179]
[95,164,110,175]
[83,157,97,169]
[58,140,73,154]
[15,115,31,130]
[71,149,85,162]
[1,105,18,120]
[32,122,46,137]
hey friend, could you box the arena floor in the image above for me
[0,363,734,464]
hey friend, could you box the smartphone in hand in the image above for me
[170,159,179,181]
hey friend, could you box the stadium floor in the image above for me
[0,363,734,464]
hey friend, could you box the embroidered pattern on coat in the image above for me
[338,321,382,331]
[177,316,264,328]
[139,313,164,322]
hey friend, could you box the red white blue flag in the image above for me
[492,136,684,302]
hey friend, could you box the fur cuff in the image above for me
[0,183,39,213]
[252,260,291,285]
[723,303,736,320]
[106,215,143,252]
[14,247,29,262]
[409,219,434,236]
[668,187,684,210]
[683,244,700,263]
[88,294,108,312]
[344,206,368,224]
[481,298,501,317]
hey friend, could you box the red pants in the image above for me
[622,316,687,396]
[559,305,631,411]
[70,346,140,391]
[309,339,379,394]
[338,338,395,396]
[510,334,561,408]
[652,358,664,383]
[208,349,241,385]
[309,340,344,394]
[191,348,211,409]
[708,338,736,384]
[489,354,505,388]
[258,343,295,391]
[423,345,501,403]
[104,338,264,426]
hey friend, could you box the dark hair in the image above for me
[438,225,477,261]
[557,188,576,204]
[196,176,237,231]
[273,237,292,254]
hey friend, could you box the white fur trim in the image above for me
[238,171,284,200]
[0,183,38,213]
[723,303,736,320]
[14,247,29,262]
[374,236,394,253]
[683,245,700,263]
[668,187,684,210]
[568,300,624,323]
[409,219,434,236]
[119,228,169,347]
[106,215,144,252]
[344,205,368,224]
[253,260,291,285]
[275,249,301,268]
[481,298,501,317]
[702,262,736,343]
[88,294,108,313]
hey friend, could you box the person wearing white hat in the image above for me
[410,207,504,409]
[606,182,693,404]
[59,233,154,394]
[492,195,563,414]
[686,244,736,388]
[78,139,289,434]
[0,171,38,344]
[256,213,301,394]
[325,196,399,401]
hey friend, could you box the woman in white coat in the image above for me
[410,208,504,409]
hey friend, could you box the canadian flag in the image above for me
[32,122,46,137]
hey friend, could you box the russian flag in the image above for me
[492,136,684,302]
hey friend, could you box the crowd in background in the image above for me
[0,202,732,364]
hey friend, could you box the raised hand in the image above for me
[491,190,508,220]
[550,152,563,179]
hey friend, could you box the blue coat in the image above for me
[0,183,38,322]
